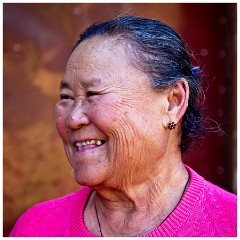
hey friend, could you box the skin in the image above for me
[55,35,189,236]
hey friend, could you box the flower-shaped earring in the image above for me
[168,121,177,130]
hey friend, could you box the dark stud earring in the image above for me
[168,121,177,130]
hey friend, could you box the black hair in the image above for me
[72,15,204,152]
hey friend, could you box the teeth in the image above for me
[75,140,104,148]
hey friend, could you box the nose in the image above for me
[67,103,90,130]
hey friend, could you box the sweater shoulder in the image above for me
[198,176,237,236]
[204,179,237,207]
[186,165,236,206]
[20,189,78,218]
[202,181,237,236]
[10,187,91,237]
[183,165,237,237]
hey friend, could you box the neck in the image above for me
[84,160,189,237]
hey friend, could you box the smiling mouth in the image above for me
[74,139,106,151]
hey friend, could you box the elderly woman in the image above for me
[10,15,236,237]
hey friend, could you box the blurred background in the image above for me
[3,3,237,237]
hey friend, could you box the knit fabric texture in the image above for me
[9,165,237,237]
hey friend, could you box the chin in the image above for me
[74,172,94,186]
[73,168,106,188]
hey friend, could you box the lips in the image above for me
[74,139,105,151]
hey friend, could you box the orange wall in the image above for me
[3,3,236,236]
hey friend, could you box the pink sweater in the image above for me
[10,166,237,237]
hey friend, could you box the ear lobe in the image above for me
[167,78,189,122]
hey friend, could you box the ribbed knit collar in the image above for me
[69,165,205,237]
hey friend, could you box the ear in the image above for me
[166,78,189,124]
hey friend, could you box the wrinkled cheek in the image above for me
[55,104,69,142]
[110,121,138,165]
[107,134,140,188]
[55,104,73,165]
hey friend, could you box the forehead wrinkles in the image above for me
[67,36,132,70]
[65,37,140,87]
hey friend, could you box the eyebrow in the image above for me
[60,81,70,90]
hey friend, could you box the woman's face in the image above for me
[55,36,170,188]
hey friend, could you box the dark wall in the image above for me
[3,3,236,237]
